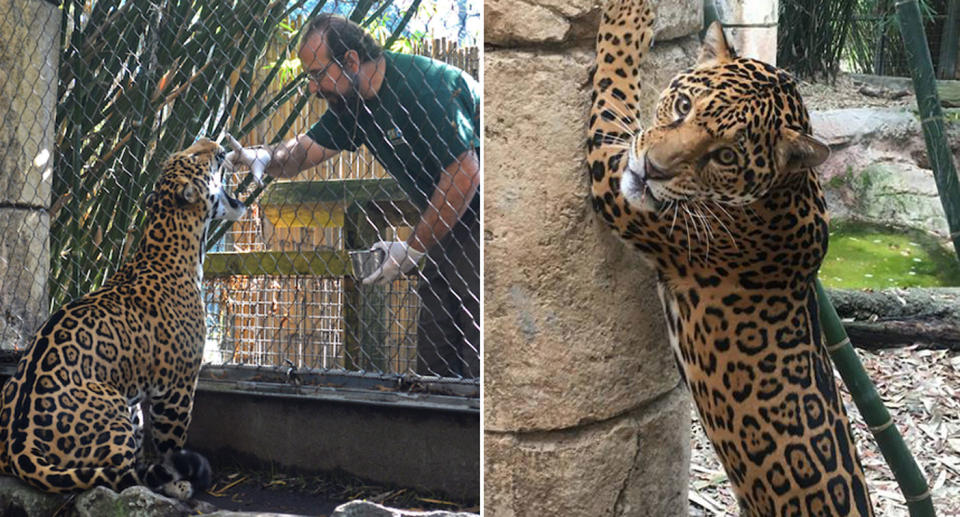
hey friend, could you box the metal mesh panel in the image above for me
[0,0,480,397]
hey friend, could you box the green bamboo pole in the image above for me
[896,0,960,262]
[701,0,719,39]
[816,280,936,516]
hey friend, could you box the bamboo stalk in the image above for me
[896,0,960,263]
[816,280,936,516]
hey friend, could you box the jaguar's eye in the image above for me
[713,147,738,166]
[674,94,691,118]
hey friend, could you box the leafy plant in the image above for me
[842,0,940,76]
[52,0,417,309]
[777,0,860,79]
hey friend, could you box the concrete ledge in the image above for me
[187,387,480,502]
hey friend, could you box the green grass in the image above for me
[820,221,960,288]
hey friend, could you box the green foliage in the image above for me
[777,0,860,79]
[52,0,415,309]
[843,0,939,76]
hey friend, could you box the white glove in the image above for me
[224,134,270,186]
[362,241,426,286]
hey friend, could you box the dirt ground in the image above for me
[687,74,960,516]
[798,72,916,111]
[194,466,479,516]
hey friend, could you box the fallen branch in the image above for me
[825,287,960,349]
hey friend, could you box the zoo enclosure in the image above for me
[0,0,480,408]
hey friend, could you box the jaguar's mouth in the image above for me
[623,151,663,211]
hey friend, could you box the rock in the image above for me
[484,40,699,434]
[330,501,477,517]
[485,0,701,48]
[484,0,570,47]
[485,388,690,517]
[811,108,918,147]
[826,162,948,237]
[653,0,703,41]
[0,476,69,517]
[810,108,960,239]
[72,486,193,517]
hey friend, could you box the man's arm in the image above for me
[408,149,480,253]
[228,134,339,179]
[263,134,340,178]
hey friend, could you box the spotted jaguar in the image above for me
[587,3,875,515]
[0,138,245,498]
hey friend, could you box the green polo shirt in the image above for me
[306,51,480,212]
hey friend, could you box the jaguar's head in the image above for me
[621,22,830,211]
[148,138,246,222]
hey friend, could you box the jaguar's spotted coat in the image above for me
[0,138,245,498]
[587,2,875,515]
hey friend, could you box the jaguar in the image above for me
[0,138,245,498]
[587,2,875,515]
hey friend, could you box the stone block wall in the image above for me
[483,1,702,515]
[0,0,59,349]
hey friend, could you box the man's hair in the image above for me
[300,14,384,63]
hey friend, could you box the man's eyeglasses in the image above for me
[307,57,340,83]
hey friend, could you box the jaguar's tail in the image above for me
[8,448,211,499]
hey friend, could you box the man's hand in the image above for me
[224,134,271,186]
[361,241,426,286]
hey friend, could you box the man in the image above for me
[225,14,480,379]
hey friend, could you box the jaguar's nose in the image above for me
[644,155,673,180]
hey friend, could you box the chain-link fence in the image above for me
[1,0,480,399]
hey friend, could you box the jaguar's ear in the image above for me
[777,128,831,173]
[697,22,735,66]
[176,183,200,207]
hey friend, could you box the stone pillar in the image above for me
[715,0,779,64]
[484,1,701,515]
[0,1,59,349]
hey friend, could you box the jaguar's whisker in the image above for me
[709,200,737,223]
[605,97,641,130]
[669,201,680,236]
[680,204,693,263]
[699,201,739,251]
[690,202,713,263]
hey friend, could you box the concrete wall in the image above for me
[187,389,480,502]
[0,1,59,350]
[714,0,779,64]
[483,1,701,515]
